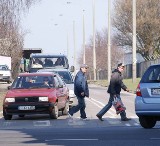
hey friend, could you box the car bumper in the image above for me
[135,96,160,116]
[3,102,55,115]
[0,76,11,82]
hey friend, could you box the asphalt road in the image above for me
[0,84,160,146]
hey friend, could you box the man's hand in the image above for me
[126,88,129,92]
[81,92,85,96]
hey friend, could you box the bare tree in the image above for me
[112,0,160,60]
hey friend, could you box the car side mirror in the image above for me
[58,85,63,88]
[7,86,11,90]
[70,66,75,72]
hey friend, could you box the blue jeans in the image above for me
[97,94,126,120]
[69,96,87,119]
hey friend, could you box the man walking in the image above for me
[96,63,131,121]
[68,64,89,120]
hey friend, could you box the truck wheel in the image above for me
[62,100,69,115]
[50,105,58,119]
[3,109,12,120]
[139,116,156,129]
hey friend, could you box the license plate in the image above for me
[18,106,35,110]
[151,88,160,95]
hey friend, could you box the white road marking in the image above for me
[45,138,98,141]
[33,120,51,126]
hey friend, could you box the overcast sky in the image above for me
[22,0,110,66]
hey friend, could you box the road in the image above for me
[0,84,160,146]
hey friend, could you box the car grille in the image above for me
[15,97,39,103]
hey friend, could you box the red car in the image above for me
[3,72,69,120]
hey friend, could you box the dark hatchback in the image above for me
[3,72,69,120]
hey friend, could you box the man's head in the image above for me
[43,77,49,83]
[117,63,125,72]
[80,64,89,73]
[35,58,40,64]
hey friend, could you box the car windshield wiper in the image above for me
[149,80,160,83]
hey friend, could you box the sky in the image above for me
[22,0,109,66]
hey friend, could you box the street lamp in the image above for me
[73,20,76,75]
[92,0,96,80]
[108,0,111,84]
[83,10,86,64]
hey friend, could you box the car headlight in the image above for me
[39,96,48,102]
[69,90,76,98]
[5,98,15,102]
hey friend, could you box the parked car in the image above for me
[0,65,12,84]
[3,72,69,120]
[38,68,78,107]
[135,64,160,128]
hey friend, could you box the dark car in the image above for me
[135,64,160,128]
[3,72,69,120]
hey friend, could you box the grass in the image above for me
[88,78,141,93]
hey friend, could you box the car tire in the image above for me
[3,109,12,120]
[19,115,25,118]
[139,116,156,129]
[50,104,58,119]
[62,100,69,115]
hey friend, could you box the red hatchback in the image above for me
[3,72,69,120]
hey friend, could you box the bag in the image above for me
[112,97,126,115]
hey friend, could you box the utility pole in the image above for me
[67,31,69,59]
[93,0,96,80]
[73,21,76,75]
[83,10,86,64]
[132,0,137,82]
[107,0,111,84]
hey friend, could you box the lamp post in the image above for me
[92,0,96,80]
[73,20,76,75]
[132,0,137,82]
[107,0,111,84]
[83,10,86,64]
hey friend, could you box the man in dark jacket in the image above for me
[68,64,89,120]
[96,63,131,121]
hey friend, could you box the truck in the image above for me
[21,48,74,73]
[20,48,42,72]
[0,55,12,83]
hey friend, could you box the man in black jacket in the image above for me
[68,64,89,120]
[96,63,131,121]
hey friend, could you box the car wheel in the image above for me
[50,104,58,119]
[19,115,25,118]
[139,116,156,129]
[3,109,12,120]
[62,100,69,115]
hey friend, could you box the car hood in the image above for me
[6,89,55,97]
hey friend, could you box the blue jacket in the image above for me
[74,70,89,98]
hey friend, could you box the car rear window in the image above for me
[141,65,160,83]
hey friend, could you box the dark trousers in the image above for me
[69,96,87,118]
[97,94,126,120]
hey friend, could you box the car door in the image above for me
[54,75,66,109]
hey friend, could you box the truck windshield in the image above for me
[29,55,69,72]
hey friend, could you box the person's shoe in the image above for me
[121,117,131,121]
[80,117,88,121]
[68,112,73,118]
[96,115,104,121]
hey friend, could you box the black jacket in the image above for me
[107,69,127,95]
[74,70,89,98]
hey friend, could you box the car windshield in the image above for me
[11,75,54,89]
[57,71,73,84]
[0,65,9,70]
[141,65,160,83]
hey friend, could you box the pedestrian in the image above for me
[68,64,89,120]
[96,63,131,121]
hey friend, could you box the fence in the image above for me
[87,58,160,80]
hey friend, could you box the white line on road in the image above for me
[45,139,98,141]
